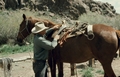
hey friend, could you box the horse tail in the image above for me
[116,30,120,57]
[116,30,120,48]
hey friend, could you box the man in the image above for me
[31,22,60,77]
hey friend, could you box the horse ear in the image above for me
[23,14,26,20]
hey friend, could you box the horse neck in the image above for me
[29,19,39,33]
[28,23,35,34]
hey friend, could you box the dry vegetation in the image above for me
[0,10,120,44]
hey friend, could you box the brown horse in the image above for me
[17,14,120,77]
[17,14,76,75]
[16,14,93,76]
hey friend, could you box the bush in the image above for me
[78,12,120,29]
[81,67,94,77]
[0,10,36,45]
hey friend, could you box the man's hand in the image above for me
[52,25,59,30]
[54,35,60,40]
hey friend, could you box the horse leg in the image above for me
[57,62,63,77]
[70,63,75,76]
[100,62,116,77]
[88,58,95,67]
[118,48,120,57]
[48,59,56,77]
[48,53,56,77]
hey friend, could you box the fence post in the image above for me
[0,58,13,77]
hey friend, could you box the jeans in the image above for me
[33,60,48,77]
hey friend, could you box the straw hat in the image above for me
[31,22,49,33]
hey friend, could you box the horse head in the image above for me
[16,14,38,45]
[16,14,62,45]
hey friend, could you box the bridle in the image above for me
[19,19,31,39]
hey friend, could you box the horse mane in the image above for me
[30,17,62,28]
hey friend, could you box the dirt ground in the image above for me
[0,52,120,77]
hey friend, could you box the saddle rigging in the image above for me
[45,21,95,46]
[57,22,95,46]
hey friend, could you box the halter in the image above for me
[19,19,30,39]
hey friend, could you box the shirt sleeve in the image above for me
[38,37,58,50]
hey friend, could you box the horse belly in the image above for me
[58,39,94,63]
[60,52,93,63]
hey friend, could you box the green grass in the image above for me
[96,70,104,75]
[0,44,33,55]
[81,67,94,77]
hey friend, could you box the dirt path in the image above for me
[0,52,120,77]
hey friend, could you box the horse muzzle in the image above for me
[16,38,25,46]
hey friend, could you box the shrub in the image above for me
[96,70,104,75]
[81,67,94,77]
